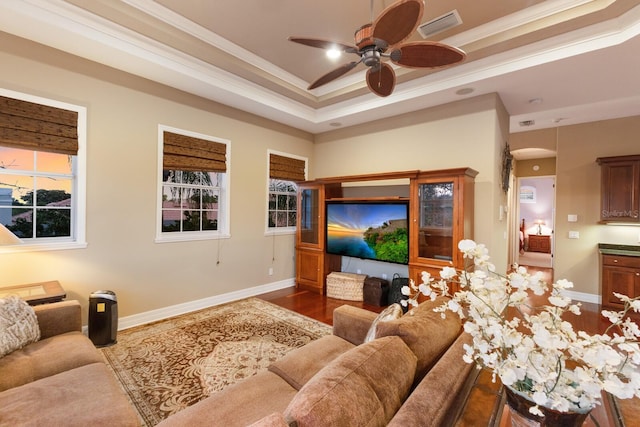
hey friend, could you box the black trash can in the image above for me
[88,290,118,347]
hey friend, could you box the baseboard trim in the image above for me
[565,290,600,305]
[117,278,295,331]
[94,280,600,333]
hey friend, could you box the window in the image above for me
[157,126,230,242]
[267,151,307,233]
[0,89,86,251]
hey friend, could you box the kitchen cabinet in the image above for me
[600,253,640,311]
[597,155,640,223]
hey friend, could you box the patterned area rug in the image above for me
[101,297,332,426]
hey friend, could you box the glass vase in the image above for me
[504,386,591,427]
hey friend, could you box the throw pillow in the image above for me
[0,296,41,358]
[364,303,403,343]
[284,335,417,427]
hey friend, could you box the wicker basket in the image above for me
[326,272,367,301]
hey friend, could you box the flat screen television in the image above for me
[325,200,409,265]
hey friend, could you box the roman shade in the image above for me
[269,153,306,181]
[0,95,78,156]
[163,131,227,173]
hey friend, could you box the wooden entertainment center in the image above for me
[295,168,477,295]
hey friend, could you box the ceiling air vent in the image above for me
[519,120,536,127]
[417,10,462,39]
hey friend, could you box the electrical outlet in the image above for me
[356,269,362,274]
[268,267,273,276]
[382,273,388,280]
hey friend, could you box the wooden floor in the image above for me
[257,286,385,325]
[257,266,640,426]
[258,266,611,333]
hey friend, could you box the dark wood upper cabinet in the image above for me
[597,155,640,223]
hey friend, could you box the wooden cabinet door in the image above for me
[296,249,323,293]
[409,168,476,290]
[602,265,637,310]
[598,156,640,223]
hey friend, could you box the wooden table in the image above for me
[0,280,66,305]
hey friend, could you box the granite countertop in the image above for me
[598,243,640,257]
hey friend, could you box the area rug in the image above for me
[100,297,332,426]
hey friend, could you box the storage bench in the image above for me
[326,272,367,301]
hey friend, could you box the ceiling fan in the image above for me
[289,0,466,97]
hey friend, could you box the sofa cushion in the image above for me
[0,362,139,427]
[0,331,104,392]
[248,412,289,427]
[374,296,461,382]
[156,370,298,427]
[268,334,354,390]
[387,333,474,427]
[0,296,40,358]
[284,335,417,427]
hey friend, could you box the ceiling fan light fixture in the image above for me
[326,48,341,60]
[290,0,465,97]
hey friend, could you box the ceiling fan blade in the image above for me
[366,62,396,97]
[288,37,358,54]
[372,0,424,47]
[390,41,466,68]
[308,61,360,90]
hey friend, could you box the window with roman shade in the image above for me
[158,126,230,242]
[0,95,78,156]
[163,131,226,173]
[267,151,307,232]
[0,90,86,248]
[269,153,306,182]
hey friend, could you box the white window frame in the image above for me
[156,125,231,243]
[265,149,307,236]
[0,88,87,253]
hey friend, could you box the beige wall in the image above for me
[511,116,640,297]
[4,33,636,320]
[0,34,314,321]
[314,93,510,273]
[515,158,556,177]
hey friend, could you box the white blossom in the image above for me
[402,240,640,414]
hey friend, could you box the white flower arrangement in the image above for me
[401,239,640,416]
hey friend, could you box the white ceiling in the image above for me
[1,0,639,137]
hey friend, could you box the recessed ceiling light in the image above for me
[455,87,474,96]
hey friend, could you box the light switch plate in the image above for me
[568,231,579,239]
[567,214,578,222]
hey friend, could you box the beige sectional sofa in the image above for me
[158,297,474,427]
[0,300,139,427]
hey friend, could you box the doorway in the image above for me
[516,176,555,268]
